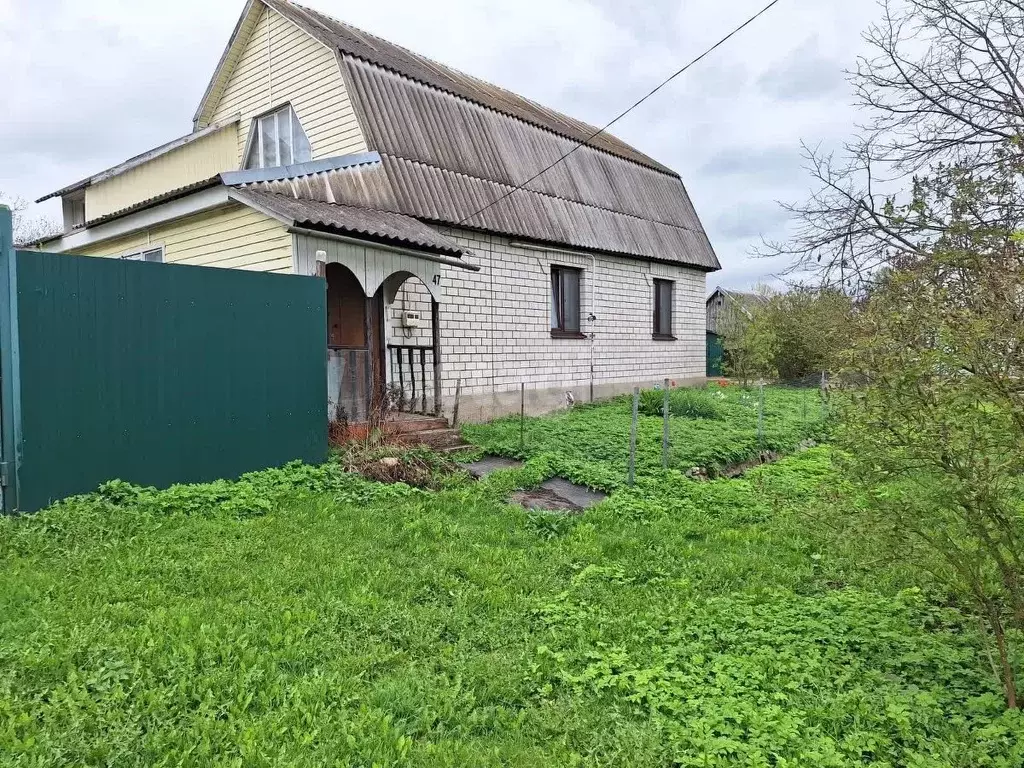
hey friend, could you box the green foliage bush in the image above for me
[638,387,722,419]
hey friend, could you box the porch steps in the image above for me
[392,414,473,452]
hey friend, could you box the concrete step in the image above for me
[404,428,466,449]
[391,416,449,435]
[440,443,476,455]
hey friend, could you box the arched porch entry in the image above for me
[305,232,450,424]
[382,271,441,416]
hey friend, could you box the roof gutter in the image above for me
[287,225,480,271]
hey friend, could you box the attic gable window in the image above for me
[243,105,312,170]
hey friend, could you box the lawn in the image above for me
[1,395,1022,766]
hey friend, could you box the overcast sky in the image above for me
[0,0,880,290]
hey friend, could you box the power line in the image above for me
[455,0,784,226]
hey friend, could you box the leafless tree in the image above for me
[0,192,62,247]
[761,0,1024,290]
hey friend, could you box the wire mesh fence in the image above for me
[469,374,833,488]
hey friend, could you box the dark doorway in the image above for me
[326,263,366,348]
[325,264,385,423]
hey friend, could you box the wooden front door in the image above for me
[326,264,384,423]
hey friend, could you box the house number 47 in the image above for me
[432,274,441,285]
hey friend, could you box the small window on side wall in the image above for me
[121,246,164,263]
[653,278,674,339]
[551,266,582,337]
[243,104,312,170]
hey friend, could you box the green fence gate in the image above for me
[0,207,327,513]
[706,331,724,377]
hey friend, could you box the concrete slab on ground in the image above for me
[539,478,608,509]
[460,454,608,512]
[510,487,582,512]
[461,455,524,479]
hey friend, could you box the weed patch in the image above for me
[1,449,1020,766]
[464,385,828,489]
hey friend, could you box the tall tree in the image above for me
[774,0,1024,709]
[762,0,1024,289]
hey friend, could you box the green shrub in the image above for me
[638,387,721,420]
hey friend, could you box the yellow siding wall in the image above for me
[84,125,239,222]
[209,5,366,164]
[71,204,293,274]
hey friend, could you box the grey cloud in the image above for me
[757,38,847,101]
[698,146,804,181]
[712,202,790,241]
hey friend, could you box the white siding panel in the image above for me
[84,126,239,221]
[208,5,366,165]
[69,204,294,274]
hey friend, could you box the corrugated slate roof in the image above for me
[264,0,671,174]
[232,154,717,267]
[231,188,470,257]
[260,0,719,271]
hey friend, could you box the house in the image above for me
[705,287,768,376]
[706,287,769,336]
[35,0,720,423]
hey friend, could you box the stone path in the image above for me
[461,454,608,512]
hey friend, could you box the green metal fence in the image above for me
[706,331,724,377]
[0,207,327,513]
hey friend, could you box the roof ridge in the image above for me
[293,3,601,138]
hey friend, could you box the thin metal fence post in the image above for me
[452,378,462,427]
[757,383,765,450]
[801,386,808,433]
[820,370,828,421]
[0,206,21,513]
[520,382,526,451]
[662,378,670,470]
[628,387,639,486]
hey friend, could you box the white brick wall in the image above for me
[384,228,708,421]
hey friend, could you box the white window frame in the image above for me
[120,245,164,263]
[242,104,312,170]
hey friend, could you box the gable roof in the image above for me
[190,0,718,270]
[707,288,770,322]
[264,0,670,174]
[267,1,719,271]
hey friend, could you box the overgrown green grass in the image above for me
[2,451,1021,766]
[464,385,830,489]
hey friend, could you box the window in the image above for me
[653,278,674,339]
[243,105,312,170]
[550,266,582,337]
[63,194,86,232]
[121,246,163,263]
